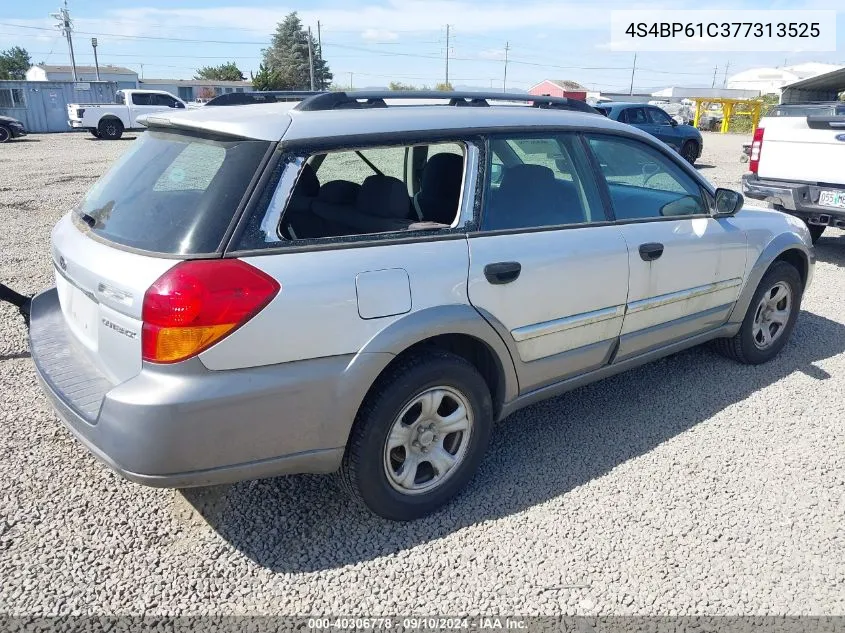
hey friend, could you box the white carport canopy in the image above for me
[781,67,845,104]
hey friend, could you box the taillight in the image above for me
[76,108,85,118]
[142,260,280,364]
[749,126,764,174]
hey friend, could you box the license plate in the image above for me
[819,190,845,209]
[56,274,99,348]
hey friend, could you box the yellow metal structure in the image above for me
[692,98,764,134]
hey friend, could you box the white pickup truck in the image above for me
[742,101,845,243]
[67,89,187,140]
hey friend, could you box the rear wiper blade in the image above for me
[77,211,96,228]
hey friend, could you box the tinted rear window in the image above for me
[75,130,270,254]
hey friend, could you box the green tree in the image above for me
[435,81,454,91]
[0,46,31,80]
[260,12,332,90]
[195,61,244,81]
[388,81,417,91]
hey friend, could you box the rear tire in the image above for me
[89,128,101,138]
[98,118,123,140]
[338,351,493,521]
[713,261,802,365]
[0,125,10,143]
[807,224,825,244]
[680,140,699,165]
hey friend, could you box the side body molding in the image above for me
[354,304,520,412]
[727,232,814,326]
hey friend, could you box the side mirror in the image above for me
[714,188,744,216]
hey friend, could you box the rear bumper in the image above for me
[742,174,845,226]
[29,288,388,488]
[68,120,85,128]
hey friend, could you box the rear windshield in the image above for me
[767,103,845,117]
[75,130,270,254]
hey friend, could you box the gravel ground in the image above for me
[1,131,844,617]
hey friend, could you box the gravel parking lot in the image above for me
[1,131,844,617]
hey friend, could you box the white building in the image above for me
[727,63,843,95]
[139,79,253,102]
[26,64,139,89]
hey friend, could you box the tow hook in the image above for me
[1,283,32,327]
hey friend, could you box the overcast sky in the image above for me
[2,0,844,91]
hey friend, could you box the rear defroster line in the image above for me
[0,282,32,327]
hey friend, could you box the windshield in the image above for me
[75,130,270,254]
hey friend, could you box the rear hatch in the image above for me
[51,128,271,385]
[757,104,845,184]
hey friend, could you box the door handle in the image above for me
[638,242,664,262]
[484,261,522,285]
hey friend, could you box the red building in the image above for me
[528,79,588,101]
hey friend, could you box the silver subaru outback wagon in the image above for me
[26,92,814,521]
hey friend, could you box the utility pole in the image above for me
[711,65,718,88]
[349,72,353,91]
[91,37,100,81]
[307,26,315,91]
[503,42,509,92]
[723,60,730,88]
[445,24,450,87]
[139,63,144,80]
[317,21,322,89]
[50,1,77,82]
[629,52,637,95]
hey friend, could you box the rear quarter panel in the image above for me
[198,240,471,369]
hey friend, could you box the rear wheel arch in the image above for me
[350,305,519,423]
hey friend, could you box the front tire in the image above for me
[339,351,493,521]
[714,261,802,365]
[680,140,699,165]
[98,118,124,140]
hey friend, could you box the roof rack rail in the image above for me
[206,90,325,107]
[293,91,600,114]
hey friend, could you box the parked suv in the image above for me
[26,92,813,520]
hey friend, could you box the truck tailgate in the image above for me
[757,116,845,184]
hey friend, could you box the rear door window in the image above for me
[75,130,270,254]
[624,108,649,125]
[483,133,605,230]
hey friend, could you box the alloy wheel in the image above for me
[752,281,792,350]
[383,386,473,495]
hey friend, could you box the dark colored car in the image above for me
[0,115,26,143]
[595,103,703,165]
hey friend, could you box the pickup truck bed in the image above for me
[742,102,845,243]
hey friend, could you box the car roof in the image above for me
[140,101,635,143]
